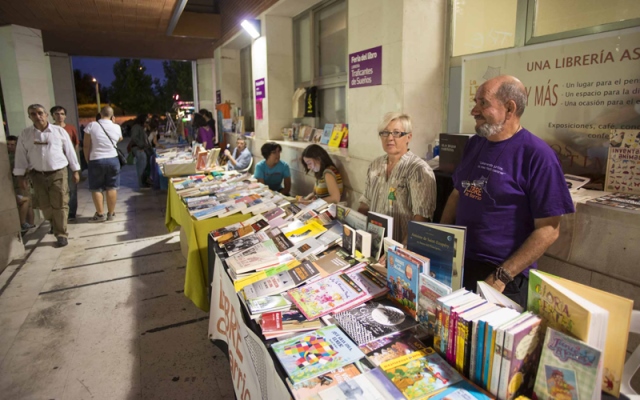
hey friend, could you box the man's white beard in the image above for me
[476,121,503,138]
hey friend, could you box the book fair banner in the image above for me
[462,28,640,180]
[209,257,290,400]
[349,46,382,88]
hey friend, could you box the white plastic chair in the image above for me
[622,310,640,398]
[239,157,253,173]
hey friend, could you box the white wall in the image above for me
[0,25,54,135]
[197,58,216,112]
[48,52,79,130]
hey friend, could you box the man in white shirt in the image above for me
[13,104,81,247]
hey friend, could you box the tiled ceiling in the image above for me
[0,0,235,60]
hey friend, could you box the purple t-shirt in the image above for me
[197,126,214,150]
[452,128,575,274]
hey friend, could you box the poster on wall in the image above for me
[216,90,221,105]
[462,28,640,181]
[605,129,640,193]
[349,46,382,88]
[255,78,265,100]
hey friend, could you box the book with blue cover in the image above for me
[407,221,466,290]
[320,124,334,145]
[386,247,426,319]
[271,324,365,384]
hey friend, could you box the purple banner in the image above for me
[255,78,265,100]
[349,46,382,88]
[216,90,221,104]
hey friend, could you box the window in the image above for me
[452,0,518,57]
[294,0,348,126]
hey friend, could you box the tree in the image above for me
[74,69,97,104]
[109,59,155,115]
[154,61,193,112]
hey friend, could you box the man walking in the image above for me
[51,105,80,221]
[13,104,80,247]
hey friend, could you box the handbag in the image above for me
[97,121,127,167]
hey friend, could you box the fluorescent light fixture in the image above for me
[241,19,261,39]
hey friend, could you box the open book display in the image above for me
[197,180,634,400]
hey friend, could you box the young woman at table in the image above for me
[300,144,343,204]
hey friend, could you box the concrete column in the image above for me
[347,0,447,162]
[0,106,25,271]
[196,58,216,112]
[47,52,79,131]
[214,48,242,112]
[0,25,55,136]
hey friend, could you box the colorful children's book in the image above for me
[316,368,401,400]
[287,271,366,320]
[359,331,427,367]
[417,273,452,336]
[380,347,463,399]
[330,263,388,314]
[386,247,425,319]
[327,124,345,147]
[527,270,627,396]
[534,327,602,400]
[320,124,334,145]
[271,325,366,384]
[339,125,349,149]
[497,314,544,400]
[406,221,466,290]
[285,362,365,400]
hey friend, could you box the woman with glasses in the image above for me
[357,112,436,243]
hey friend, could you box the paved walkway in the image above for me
[0,163,235,399]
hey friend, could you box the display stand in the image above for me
[165,184,251,311]
[207,239,292,400]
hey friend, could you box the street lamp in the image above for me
[92,78,101,113]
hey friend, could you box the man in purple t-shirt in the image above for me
[440,75,574,308]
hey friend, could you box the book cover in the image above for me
[355,229,372,258]
[333,299,419,346]
[320,124,334,145]
[359,331,427,367]
[271,325,366,384]
[311,128,324,144]
[529,270,633,397]
[286,363,364,400]
[267,227,295,252]
[263,206,285,221]
[407,221,466,290]
[533,327,602,400]
[286,237,328,260]
[497,315,544,400]
[246,294,292,315]
[438,133,473,174]
[327,124,345,148]
[226,239,281,274]
[366,222,386,261]
[287,272,366,320]
[342,225,356,256]
[285,220,328,244]
[331,264,388,314]
[244,260,319,299]
[224,231,268,256]
[310,248,356,277]
[380,348,463,399]
[429,380,494,400]
[316,369,397,400]
[302,125,314,142]
[586,192,640,214]
[605,129,640,194]
[339,126,349,148]
[386,247,422,319]
[417,272,453,336]
[261,310,322,334]
[233,261,294,292]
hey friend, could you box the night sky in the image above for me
[71,56,166,87]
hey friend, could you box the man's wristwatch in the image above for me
[494,266,514,284]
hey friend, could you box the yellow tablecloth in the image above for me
[165,185,251,311]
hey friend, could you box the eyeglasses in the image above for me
[379,131,409,138]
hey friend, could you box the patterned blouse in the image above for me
[359,151,436,242]
[314,166,344,199]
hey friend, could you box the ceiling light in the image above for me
[241,19,261,39]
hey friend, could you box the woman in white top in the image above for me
[83,106,123,223]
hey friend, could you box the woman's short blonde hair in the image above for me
[378,112,412,134]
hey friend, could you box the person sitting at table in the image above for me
[254,142,291,195]
[225,137,252,171]
[357,112,437,243]
[300,144,343,204]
